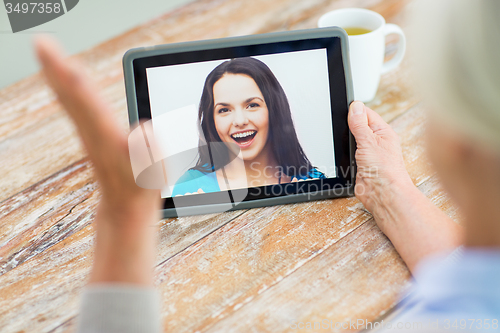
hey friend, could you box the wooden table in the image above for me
[0,0,460,332]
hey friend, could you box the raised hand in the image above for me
[35,35,161,286]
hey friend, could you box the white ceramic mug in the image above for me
[318,8,406,102]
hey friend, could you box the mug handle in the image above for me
[381,23,406,74]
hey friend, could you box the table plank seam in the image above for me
[0,196,93,276]
[195,216,383,333]
[155,209,251,269]
[385,100,422,127]
[42,213,378,333]
[0,158,91,207]
[43,209,253,332]
[46,315,75,333]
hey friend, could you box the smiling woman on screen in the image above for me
[172,57,325,196]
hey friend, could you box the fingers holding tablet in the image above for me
[347,101,413,213]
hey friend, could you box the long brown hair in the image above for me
[193,57,314,178]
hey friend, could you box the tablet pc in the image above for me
[123,27,356,217]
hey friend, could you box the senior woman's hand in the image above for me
[348,101,463,272]
[348,101,414,215]
[35,36,161,286]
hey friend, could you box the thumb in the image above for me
[348,101,373,140]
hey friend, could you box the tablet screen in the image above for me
[131,36,352,210]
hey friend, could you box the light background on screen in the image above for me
[146,49,336,197]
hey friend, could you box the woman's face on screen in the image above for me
[213,73,269,161]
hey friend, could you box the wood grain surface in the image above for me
[0,0,459,332]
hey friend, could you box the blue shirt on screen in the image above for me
[172,169,219,196]
[172,167,326,196]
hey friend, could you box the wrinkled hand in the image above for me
[348,101,463,272]
[348,101,413,215]
[35,35,160,285]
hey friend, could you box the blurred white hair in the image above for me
[412,0,500,149]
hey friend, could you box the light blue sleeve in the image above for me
[172,169,220,196]
[377,246,500,332]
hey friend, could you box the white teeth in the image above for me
[231,131,256,139]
